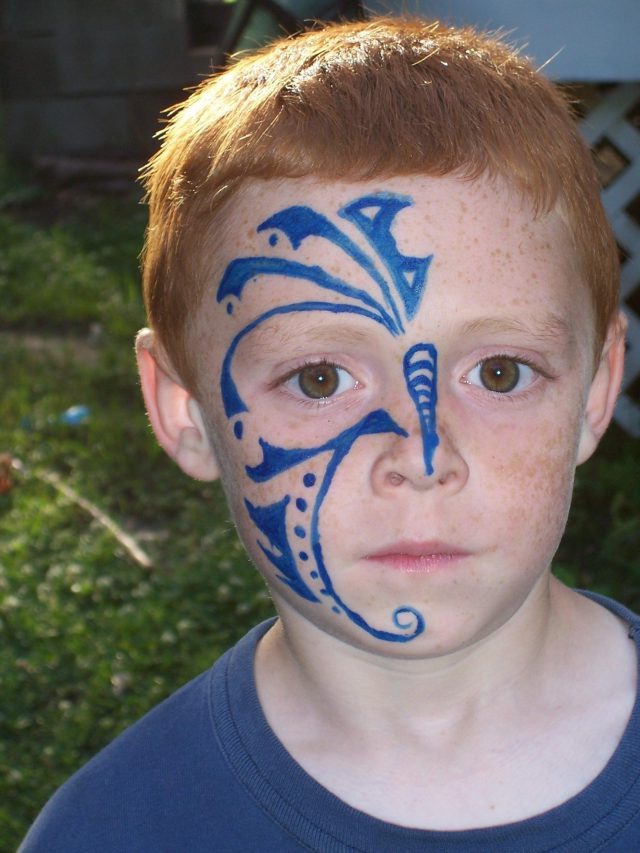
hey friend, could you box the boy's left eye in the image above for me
[283,362,357,400]
[465,356,536,394]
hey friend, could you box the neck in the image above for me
[255,574,572,741]
[253,581,636,831]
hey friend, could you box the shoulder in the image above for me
[19,665,214,852]
[579,589,640,627]
[19,622,275,853]
[564,589,638,712]
[573,589,640,688]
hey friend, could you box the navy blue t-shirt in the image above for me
[19,593,640,851]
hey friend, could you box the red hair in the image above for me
[141,16,619,392]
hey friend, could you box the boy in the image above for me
[21,16,637,852]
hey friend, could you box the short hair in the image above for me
[141,16,619,393]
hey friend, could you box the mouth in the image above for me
[363,541,471,573]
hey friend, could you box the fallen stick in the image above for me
[12,458,153,570]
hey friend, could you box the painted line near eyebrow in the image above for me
[220,301,396,419]
[217,256,398,333]
[257,205,404,332]
[219,193,433,334]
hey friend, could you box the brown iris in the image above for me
[479,357,520,393]
[297,363,340,399]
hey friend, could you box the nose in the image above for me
[371,341,469,495]
[403,343,439,475]
[372,418,469,495]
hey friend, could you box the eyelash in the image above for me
[276,359,359,407]
[273,353,550,409]
[461,353,550,399]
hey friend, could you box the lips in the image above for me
[364,541,470,573]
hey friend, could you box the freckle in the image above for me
[303,472,316,487]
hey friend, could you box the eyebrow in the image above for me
[458,314,576,347]
[238,310,577,359]
[241,318,374,358]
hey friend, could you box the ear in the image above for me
[576,311,627,465]
[135,329,220,481]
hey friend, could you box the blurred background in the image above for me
[1,1,639,847]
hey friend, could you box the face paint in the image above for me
[217,193,438,642]
[403,343,439,476]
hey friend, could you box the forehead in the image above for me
[222,173,567,253]
[198,174,592,359]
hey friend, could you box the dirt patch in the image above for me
[0,329,102,365]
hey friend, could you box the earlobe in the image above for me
[577,312,627,465]
[136,329,220,481]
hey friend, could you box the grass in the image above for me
[1,163,639,850]
[0,168,274,849]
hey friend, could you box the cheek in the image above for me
[210,416,321,569]
[479,414,581,547]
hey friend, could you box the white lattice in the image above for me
[581,83,640,437]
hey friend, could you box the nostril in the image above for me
[387,471,406,487]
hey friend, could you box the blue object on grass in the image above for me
[59,405,91,426]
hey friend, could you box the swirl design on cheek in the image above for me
[217,193,439,642]
[244,410,424,641]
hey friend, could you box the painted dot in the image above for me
[233,421,243,440]
[226,302,234,315]
[303,473,316,488]
[299,551,309,561]
[269,233,278,247]
[332,607,341,614]
[295,498,307,512]
[310,571,318,579]
[294,525,306,539]
[320,588,329,596]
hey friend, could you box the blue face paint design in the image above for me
[217,192,439,643]
[340,195,432,323]
[220,301,393,420]
[403,343,439,476]
[244,409,424,641]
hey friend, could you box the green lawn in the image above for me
[1,164,639,849]
[0,167,274,849]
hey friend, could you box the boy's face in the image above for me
[180,174,611,657]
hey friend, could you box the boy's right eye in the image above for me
[281,361,358,401]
